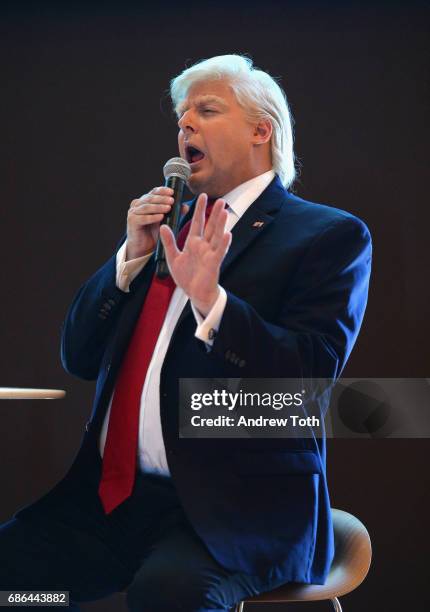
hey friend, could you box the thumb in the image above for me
[181,204,190,216]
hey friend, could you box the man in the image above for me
[0,55,372,611]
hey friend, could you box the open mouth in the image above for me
[185,145,205,165]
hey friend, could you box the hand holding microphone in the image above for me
[126,157,191,266]
[155,157,192,278]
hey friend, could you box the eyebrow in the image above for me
[177,95,228,116]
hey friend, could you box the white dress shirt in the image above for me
[99,169,275,475]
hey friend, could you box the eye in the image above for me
[202,108,217,114]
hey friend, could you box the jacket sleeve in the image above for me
[210,217,372,382]
[61,238,129,381]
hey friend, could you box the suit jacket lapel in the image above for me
[220,188,281,274]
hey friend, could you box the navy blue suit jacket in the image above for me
[18,175,372,585]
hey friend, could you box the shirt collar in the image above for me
[221,169,275,218]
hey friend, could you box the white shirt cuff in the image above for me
[192,286,227,347]
[116,241,154,293]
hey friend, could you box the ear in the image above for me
[253,119,272,145]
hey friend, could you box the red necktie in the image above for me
[98,199,216,514]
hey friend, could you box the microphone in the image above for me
[155,157,191,278]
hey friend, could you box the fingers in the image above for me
[130,203,172,216]
[215,230,232,259]
[151,187,174,195]
[129,187,174,213]
[208,214,230,259]
[187,193,207,239]
[159,224,180,263]
[135,186,174,205]
[128,187,174,229]
[204,198,227,244]
[186,195,229,253]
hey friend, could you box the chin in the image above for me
[188,175,224,200]
[187,173,209,195]
[186,179,199,195]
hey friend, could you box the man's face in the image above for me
[177,80,259,197]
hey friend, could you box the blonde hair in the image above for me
[170,54,296,188]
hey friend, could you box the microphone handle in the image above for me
[155,175,186,278]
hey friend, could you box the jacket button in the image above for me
[85,421,90,432]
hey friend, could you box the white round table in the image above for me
[0,388,66,399]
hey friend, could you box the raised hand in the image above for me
[159,193,232,316]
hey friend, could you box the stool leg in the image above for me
[235,603,244,612]
[331,597,342,611]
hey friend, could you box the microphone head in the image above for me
[163,157,191,182]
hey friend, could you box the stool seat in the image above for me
[236,508,371,611]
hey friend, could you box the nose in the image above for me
[178,109,196,135]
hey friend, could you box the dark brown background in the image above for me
[1,1,429,610]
